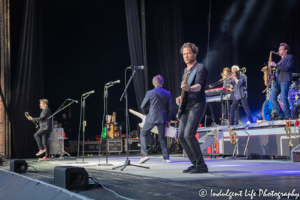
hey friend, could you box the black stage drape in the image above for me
[124,0,146,112]
[151,0,184,116]
[9,0,44,158]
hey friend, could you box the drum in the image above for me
[278,89,300,113]
[262,100,275,121]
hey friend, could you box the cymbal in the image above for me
[293,73,300,77]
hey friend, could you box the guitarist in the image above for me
[176,42,208,174]
[139,75,174,164]
[27,99,52,160]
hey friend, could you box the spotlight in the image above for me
[246,121,251,125]
[10,160,28,173]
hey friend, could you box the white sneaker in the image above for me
[163,159,171,163]
[139,157,149,164]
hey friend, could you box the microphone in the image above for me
[82,90,95,97]
[128,65,144,70]
[68,99,78,103]
[105,80,120,86]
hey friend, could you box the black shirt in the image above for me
[182,62,208,107]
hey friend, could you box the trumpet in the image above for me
[209,67,247,88]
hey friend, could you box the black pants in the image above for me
[34,130,51,157]
[178,101,207,168]
[140,123,169,159]
[230,96,253,125]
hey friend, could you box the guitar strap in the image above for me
[187,63,200,85]
[153,90,167,111]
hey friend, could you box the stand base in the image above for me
[51,156,76,161]
[112,159,149,171]
[98,163,113,166]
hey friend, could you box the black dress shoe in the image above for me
[183,165,195,173]
[189,166,209,174]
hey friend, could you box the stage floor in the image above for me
[1,154,300,200]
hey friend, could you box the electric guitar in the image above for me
[24,112,39,130]
[176,71,190,120]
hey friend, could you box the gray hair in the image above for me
[231,65,240,71]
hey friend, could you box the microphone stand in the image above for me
[112,70,149,171]
[98,84,113,166]
[48,100,77,160]
[76,94,90,164]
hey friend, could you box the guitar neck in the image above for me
[180,72,189,102]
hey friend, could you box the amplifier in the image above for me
[79,139,122,153]
[48,128,64,155]
[124,138,141,152]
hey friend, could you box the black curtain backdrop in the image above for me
[151,0,184,116]
[124,0,146,112]
[9,0,44,158]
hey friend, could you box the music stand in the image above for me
[112,70,149,171]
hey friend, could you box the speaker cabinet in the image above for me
[10,160,28,173]
[54,166,89,190]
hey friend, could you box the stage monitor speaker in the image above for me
[54,166,89,190]
[10,160,28,173]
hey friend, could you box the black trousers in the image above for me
[34,130,51,157]
[178,101,207,168]
[230,96,253,125]
[140,123,169,159]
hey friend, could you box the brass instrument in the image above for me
[209,67,247,88]
[285,121,293,147]
[261,51,279,87]
[224,119,237,145]
[24,112,39,130]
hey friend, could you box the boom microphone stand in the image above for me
[112,70,149,171]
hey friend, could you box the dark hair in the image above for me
[180,42,199,54]
[280,43,289,52]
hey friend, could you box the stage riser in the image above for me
[198,127,300,156]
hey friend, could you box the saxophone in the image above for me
[213,123,217,152]
[261,51,278,87]
[285,121,293,147]
[224,119,237,145]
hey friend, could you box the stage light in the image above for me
[296,121,299,126]
[246,121,251,124]
[10,160,28,173]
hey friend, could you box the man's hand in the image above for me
[27,116,33,121]
[268,61,276,67]
[181,81,190,92]
[166,121,171,128]
[176,96,181,106]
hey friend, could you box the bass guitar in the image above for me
[177,71,190,120]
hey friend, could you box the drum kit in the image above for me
[262,73,300,120]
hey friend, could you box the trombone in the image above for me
[209,67,247,88]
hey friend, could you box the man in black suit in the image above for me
[27,99,52,160]
[139,75,174,164]
[268,43,294,119]
[176,42,208,174]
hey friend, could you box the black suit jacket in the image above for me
[33,107,52,131]
[141,87,174,124]
[275,54,294,82]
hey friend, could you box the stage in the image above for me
[1,155,300,200]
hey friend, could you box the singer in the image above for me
[26,99,52,160]
[139,75,174,164]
